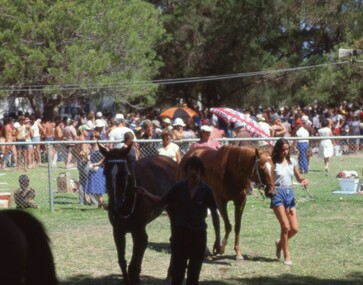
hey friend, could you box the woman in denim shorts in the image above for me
[271,138,309,266]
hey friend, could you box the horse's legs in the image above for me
[129,227,148,285]
[111,223,129,285]
[233,195,247,260]
[215,198,232,254]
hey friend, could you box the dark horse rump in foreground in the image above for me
[0,209,58,285]
[99,143,181,285]
[181,146,275,260]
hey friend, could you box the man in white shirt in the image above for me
[108,114,135,149]
[256,114,274,150]
[295,119,310,173]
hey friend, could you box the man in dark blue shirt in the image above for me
[137,156,221,285]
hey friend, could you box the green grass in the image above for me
[1,154,363,285]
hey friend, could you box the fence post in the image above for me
[47,142,54,212]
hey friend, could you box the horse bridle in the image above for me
[250,156,268,193]
[106,159,137,219]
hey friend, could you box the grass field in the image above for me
[1,153,363,285]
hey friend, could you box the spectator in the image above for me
[108,114,135,149]
[76,150,89,205]
[14,116,31,172]
[232,121,254,147]
[86,131,106,208]
[152,119,162,136]
[14,174,38,209]
[54,118,65,166]
[191,125,221,150]
[172,118,185,140]
[161,118,173,131]
[63,119,78,169]
[256,114,274,150]
[3,117,17,168]
[271,116,287,137]
[317,119,334,175]
[42,117,56,166]
[139,119,160,158]
[157,128,181,163]
[30,118,44,168]
[94,119,108,140]
[294,119,310,174]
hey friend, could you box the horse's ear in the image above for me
[98,141,108,157]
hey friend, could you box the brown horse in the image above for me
[99,143,182,285]
[0,209,58,285]
[181,145,275,260]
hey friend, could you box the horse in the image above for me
[180,145,275,260]
[99,143,182,285]
[0,209,58,285]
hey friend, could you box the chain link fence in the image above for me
[0,135,362,211]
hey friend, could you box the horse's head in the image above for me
[253,149,275,198]
[99,142,136,213]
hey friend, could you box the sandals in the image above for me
[283,259,293,266]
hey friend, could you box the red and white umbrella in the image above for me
[209,107,272,143]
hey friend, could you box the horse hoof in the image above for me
[235,255,244,261]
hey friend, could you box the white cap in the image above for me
[96,111,103,118]
[173,118,185,127]
[302,115,309,122]
[200,125,212,132]
[94,119,105,128]
[115,113,124,120]
[234,121,246,129]
[256,114,265,122]
[162,118,172,125]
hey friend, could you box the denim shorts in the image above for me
[270,187,296,209]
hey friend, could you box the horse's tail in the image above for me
[4,210,58,285]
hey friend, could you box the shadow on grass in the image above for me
[59,274,164,285]
[59,271,363,285]
[204,254,277,265]
[148,241,171,254]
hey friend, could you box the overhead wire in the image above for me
[0,60,352,93]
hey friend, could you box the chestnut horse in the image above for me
[0,209,58,285]
[181,145,275,260]
[99,143,181,285]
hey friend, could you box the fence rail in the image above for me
[0,135,362,211]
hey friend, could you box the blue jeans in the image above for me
[297,142,309,173]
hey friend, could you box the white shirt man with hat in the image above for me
[191,125,221,150]
[108,114,135,149]
[233,121,255,147]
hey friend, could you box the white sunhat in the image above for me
[234,121,246,129]
[96,111,103,118]
[173,118,186,127]
[200,125,212,132]
[115,113,124,120]
[94,119,105,128]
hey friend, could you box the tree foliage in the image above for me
[0,0,166,118]
[151,0,363,110]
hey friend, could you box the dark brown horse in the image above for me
[181,145,275,260]
[0,209,58,285]
[99,143,182,285]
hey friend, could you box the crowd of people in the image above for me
[0,101,362,205]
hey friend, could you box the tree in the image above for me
[0,0,166,119]
[150,0,363,110]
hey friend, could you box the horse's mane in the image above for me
[2,210,58,285]
[215,146,255,181]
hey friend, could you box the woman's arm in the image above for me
[293,165,309,187]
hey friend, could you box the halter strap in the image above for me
[107,159,127,164]
[251,156,267,191]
